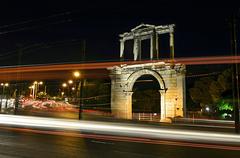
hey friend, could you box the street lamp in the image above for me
[73,71,84,120]
[62,83,67,88]
[32,81,43,99]
[0,82,9,112]
[29,85,34,97]
[73,71,80,78]
[62,82,68,98]
[61,92,64,97]
[68,80,73,84]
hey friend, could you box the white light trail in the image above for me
[0,114,239,145]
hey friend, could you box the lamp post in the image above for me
[62,82,67,99]
[230,15,239,133]
[68,80,73,97]
[32,81,43,99]
[0,83,9,112]
[73,71,83,120]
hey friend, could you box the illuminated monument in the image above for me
[108,24,186,122]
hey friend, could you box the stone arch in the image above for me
[126,69,166,92]
[108,63,185,122]
[125,68,167,121]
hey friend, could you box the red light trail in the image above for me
[0,55,239,81]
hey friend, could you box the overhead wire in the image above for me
[0,11,71,30]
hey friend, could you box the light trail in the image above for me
[0,126,239,151]
[0,55,239,80]
[0,114,240,148]
[0,55,239,74]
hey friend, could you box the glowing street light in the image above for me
[73,71,80,78]
[68,80,73,84]
[73,71,84,120]
[0,82,9,111]
[62,83,67,88]
[32,81,43,99]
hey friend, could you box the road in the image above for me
[0,114,239,158]
[0,127,240,158]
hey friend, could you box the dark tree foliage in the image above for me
[189,69,233,109]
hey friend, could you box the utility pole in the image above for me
[79,79,84,120]
[14,45,23,115]
[230,15,240,133]
[14,89,19,115]
[82,40,86,62]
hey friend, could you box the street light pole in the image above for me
[230,15,239,133]
[73,71,83,120]
[79,79,84,120]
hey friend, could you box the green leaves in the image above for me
[217,100,233,111]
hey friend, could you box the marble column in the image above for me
[169,32,175,61]
[120,39,125,60]
[159,89,166,121]
[125,91,133,119]
[133,39,141,61]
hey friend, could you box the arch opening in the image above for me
[132,75,161,121]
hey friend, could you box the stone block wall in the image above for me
[108,62,186,122]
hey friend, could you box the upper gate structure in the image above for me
[119,23,175,61]
[108,24,186,122]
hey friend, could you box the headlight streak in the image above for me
[0,114,240,146]
[1,126,240,151]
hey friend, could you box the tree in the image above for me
[189,77,215,106]
[189,68,234,116]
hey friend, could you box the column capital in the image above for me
[124,91,133,96]
[159,89,167,94]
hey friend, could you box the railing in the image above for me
[132,113,160,122]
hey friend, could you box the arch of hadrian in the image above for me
[108,24,186,122]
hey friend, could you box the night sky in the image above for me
[0,1,239,66]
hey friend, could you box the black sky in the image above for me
[0,1,239,65]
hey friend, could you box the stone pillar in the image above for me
[156,33,159,59]
[125,91,133,119]
[111,91,133,119]
[169,32,174,61]
[150,34,154,60]
[120,39,125,60]
[133,39,141,61]
[150,30,157,60]
[159,90,166,121]
[139,39,142,60]
[159,89,171,122]
[176,71,185,117]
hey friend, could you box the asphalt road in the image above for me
[0,128,239,158]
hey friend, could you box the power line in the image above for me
[0,11,71,30]
[0,39,84,60]
[186,72,221,78]
[0,19,72,35]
